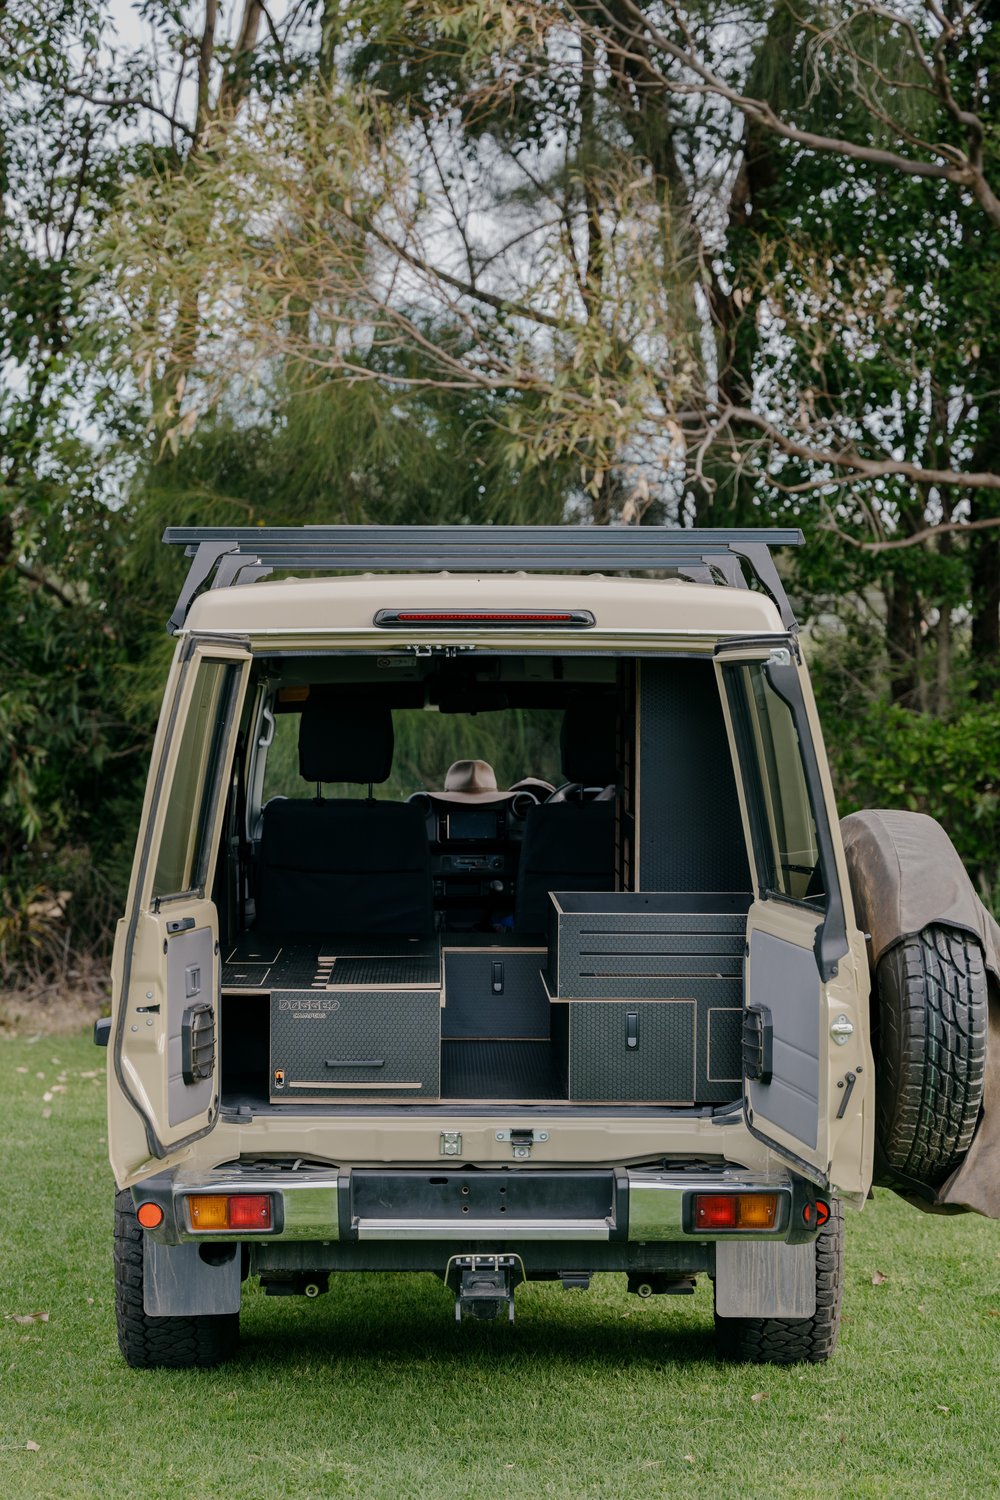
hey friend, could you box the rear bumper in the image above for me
[135,1165,820,1247]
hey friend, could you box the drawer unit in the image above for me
[270,988,441,1101]
[545,892,747,1105]
[553,999,696,1103]
[442,948,548,1039]
[551,996,742,1104]
[547,890,748,999]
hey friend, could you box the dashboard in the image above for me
[409,789,540,930]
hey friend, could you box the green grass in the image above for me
[1,1031,998,1500]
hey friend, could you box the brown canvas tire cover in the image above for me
[841,809,1000,1218]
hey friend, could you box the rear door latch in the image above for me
[495,1128,549,1159]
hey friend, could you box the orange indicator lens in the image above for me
[188,1195,230,1231]
[186,1193,273,1232]
[136,1202,164,1229]
[693,1193,779,1231]
[735,1194,779,1230]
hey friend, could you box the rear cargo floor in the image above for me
[440,1040,564,1101]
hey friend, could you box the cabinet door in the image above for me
[568,1000,696,1103]
[443,950,548,1038]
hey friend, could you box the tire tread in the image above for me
[114,1190,239,1369]
[713,1199,844,1365]
[876,925,987,1186]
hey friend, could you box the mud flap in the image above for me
[143,1238,241,1317]
[714,1239,817,1318]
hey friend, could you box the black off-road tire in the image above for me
[713,1199,844,1364]
[114,1190,240,1369]
[875,925,987,1190]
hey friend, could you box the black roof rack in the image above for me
[163,524,803,634]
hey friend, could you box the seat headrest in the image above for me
[298,698,394,784]
[561,699,617,786]
[443,759,499,795]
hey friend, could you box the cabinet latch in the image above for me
[495,1128,549,1159]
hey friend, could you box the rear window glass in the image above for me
[726,662,825,907]
[262,706,564,803]
[152,660,241,898]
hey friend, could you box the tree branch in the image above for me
[726,406,1000,490]
[61,86,195,139]
[12,563,78,608]
[594,0,1000,228]
[820,515,1000,553]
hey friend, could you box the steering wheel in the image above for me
[509,789,540,821]
[546,782,608,803]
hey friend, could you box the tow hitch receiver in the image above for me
[446,1254,525,1323]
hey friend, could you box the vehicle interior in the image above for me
[209,649,797,1115]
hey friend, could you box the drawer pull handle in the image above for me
[325,1058,385,1069]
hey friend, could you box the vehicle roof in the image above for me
[183,571,786,641]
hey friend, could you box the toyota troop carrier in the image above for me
[100,525,997,1368]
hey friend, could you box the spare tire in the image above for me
[874,924,988,1189]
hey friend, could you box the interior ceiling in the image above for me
[263,654,618,712]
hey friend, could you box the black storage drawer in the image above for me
[443,948,548,1039]
[556,999,694,1103]
[270,989,440,1101]
[553,996,743,1104]
[547,890,748,999]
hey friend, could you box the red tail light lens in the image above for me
[695,1195,737,1230]
[693,1193,779,1231]
[228,1194,272,1230]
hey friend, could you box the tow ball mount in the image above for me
[446,1253,525,1323]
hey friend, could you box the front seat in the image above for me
[256,698,434,936]
[513,700,617,935]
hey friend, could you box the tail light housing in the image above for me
[185,1193,272,1232]
[691,1192,779,1232]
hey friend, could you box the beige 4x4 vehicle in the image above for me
[99,525,998,1368]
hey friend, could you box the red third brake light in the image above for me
[373,609,595,628]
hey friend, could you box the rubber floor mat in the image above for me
[441,1040,564,1100]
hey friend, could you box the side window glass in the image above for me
[727,663,826,908]
[152,660,241,899]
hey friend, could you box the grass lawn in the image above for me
[1,1029,998,1500]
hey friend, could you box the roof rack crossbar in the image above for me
[163,524,803,634]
